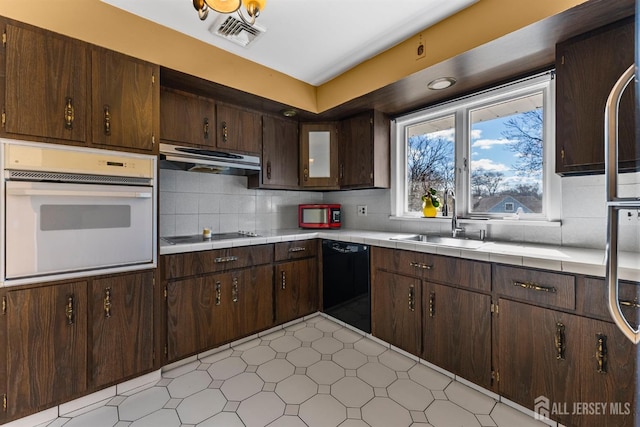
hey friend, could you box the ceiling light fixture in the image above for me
[280,109,297,118]
[193,0,266,26]
[427,77,456,90]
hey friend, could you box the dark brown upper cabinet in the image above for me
[2,21,89,145]
[216,102,262,155]
[91,48,158,153]
[339,110,390,189]
[556,17,637,175]
[159,87,216,148]
[300,122,339,189]
[248,114,299,189]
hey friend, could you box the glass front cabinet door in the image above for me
[300,122,339,189]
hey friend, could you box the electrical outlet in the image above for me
[357,205,368,216]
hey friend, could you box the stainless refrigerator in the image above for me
[605,3,640,344]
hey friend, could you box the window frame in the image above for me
[391,71,560,222]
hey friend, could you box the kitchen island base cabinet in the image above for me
[89,271,155,389]
[5,282,88,421]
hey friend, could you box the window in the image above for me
[393,72,559,221]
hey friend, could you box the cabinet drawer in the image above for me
[493,265,576,310]
[371,247,490,292]
[372,247,432,278]
[583,278,640,326]
[275,240,318,261]
[428,256,491,292]
[162,244,273,280]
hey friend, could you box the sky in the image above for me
[470,113,542,192]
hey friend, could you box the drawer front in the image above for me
[162,244,274,280]
[275,239,318,261]
[372,247,491,292]
[583,277,640,326]
[494,265,576,310]
[371,246,432,278]
[428,256,491,293]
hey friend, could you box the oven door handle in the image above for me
[6,188,152,198]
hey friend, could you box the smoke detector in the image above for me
[209,14,266,47]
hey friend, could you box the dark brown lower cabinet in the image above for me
[497,298,581,423]
[232,265,274,337]
[89,271,155,388]
[275,258,318,324]
[578,317,637,427]
[166,265,273,362]
[423,283,492,389]
[497,298,637,427]
[371,270,421,355]
[5,281,88,420]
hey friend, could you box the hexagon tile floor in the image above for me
[38,315,549,427]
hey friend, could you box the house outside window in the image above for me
[392,72,560,221]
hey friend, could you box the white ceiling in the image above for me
[102,0,478,86]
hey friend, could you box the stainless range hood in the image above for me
[159,143,260,175]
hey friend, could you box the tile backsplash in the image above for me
[159,169,323,237]
[160,169,639,251]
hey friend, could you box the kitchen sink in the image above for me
[390,234,489,249]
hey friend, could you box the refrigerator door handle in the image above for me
[604,63,640,344]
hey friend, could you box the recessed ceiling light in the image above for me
[427,77,456,90]
[280,109,297,117]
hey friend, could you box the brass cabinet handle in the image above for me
[408,285,415,312]
[203,118,210,139]
[266,161,272,180]
[596,334,608,374]
[555,322,565,360]
[232,277,239,303]
[303,165,309,182]
[410,261,432,270]
[215,281,221,306]
[214,256,238,263]
[221,121,228,143]
[103,105,111,136]
[103,288,112,318]
[281,271,286,290]
[288,247,306,253]
[514,281,557,293]
[619,299,640,309]
[64,97,74,130]
[65,295,75,325]
[429,291,436,318]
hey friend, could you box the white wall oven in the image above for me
[1,139,157,285]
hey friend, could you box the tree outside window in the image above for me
[406,115,455,214]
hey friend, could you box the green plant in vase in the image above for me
[421,187,440,217]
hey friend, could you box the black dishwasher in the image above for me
[322,240,371,333]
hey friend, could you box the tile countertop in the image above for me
[160,229,640,282]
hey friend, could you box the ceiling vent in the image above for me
[210,15,266,48]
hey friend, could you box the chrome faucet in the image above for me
[448,190,464,238]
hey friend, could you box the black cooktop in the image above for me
[161,231,260,245]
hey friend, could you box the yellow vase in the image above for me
[422,198,437,217]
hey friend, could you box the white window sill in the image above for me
[389,215,562,227]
